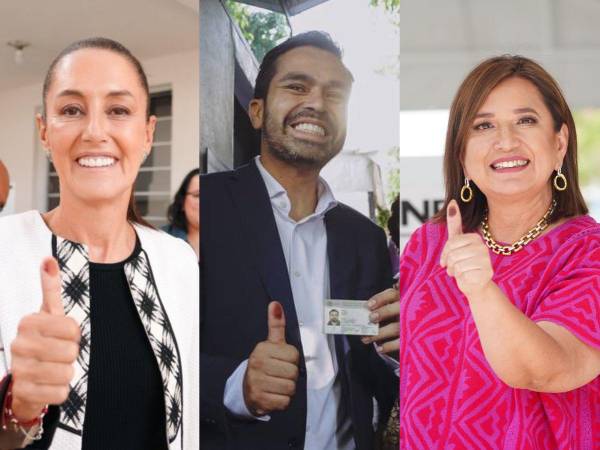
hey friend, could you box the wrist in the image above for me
[466,280,497,303]
[10,397,46,424]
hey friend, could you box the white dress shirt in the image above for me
[223,156,354,450]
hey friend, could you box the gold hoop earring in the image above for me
[553,168,567,191]
[460,178,473,203]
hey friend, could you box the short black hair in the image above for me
[167,168,200,231]
[253,31,351,100]
[42,37,150,120]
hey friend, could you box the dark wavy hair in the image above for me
[41,37,152,226]
[167,168,200,231]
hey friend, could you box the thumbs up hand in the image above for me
[243,301,300,416]
[440,200,494,298]
[9,257,81,421]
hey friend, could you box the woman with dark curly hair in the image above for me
[163,168,200,259]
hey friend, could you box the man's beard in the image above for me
[262,108,341,169]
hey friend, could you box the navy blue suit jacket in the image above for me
[200,160,397,450]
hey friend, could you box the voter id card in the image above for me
[323,299,379,336]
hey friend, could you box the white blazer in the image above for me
[0,211,199,450]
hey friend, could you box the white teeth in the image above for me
[293,122,326,136]
[77,156,116,168]
[493,160,528,169]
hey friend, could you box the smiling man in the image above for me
[201,31,398,450]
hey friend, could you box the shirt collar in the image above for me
[254,155,338,220]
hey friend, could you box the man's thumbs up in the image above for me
[243,301,300,416]
[267,301,286,344]
[40,257,64,316]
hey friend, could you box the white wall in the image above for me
[399,156,444,250]
[0,83,40,213]
[144,49,199,193]
[0,49,199,214]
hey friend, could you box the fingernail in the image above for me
[367,300,376,309]
[43,260,54,275]
[448,205,457,217]
[370,312,379,323]
[272,302,282,319]
[376,345,384,353]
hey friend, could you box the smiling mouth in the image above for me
[491,159,529,170]
[290,122,327,137]
[77,156,117,168]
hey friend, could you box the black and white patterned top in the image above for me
[53,235,183,443]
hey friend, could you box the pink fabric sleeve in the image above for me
[531,232,600,350]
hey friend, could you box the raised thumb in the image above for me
[267,301,286,344]
[446,199,463,239]
[40,257,64,316]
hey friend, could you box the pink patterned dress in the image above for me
[400,215,600,449]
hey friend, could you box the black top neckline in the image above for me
[88,235,142,271]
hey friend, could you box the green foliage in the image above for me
[574,109,600,187]
[375,204,392,230]
[224,0,290,62]
[369,0,400,13]
[375,146,399,230]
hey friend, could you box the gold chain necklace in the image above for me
[480,199,557,256]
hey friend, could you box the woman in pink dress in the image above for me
[400,55,600,449]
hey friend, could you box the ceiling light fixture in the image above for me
[7,40,30,65]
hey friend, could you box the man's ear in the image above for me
[248,98,264,130]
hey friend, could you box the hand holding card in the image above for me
[361,288,399,356]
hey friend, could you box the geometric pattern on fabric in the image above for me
[400,216,600,450]
[124,250,183,442]
[54,236,90,434]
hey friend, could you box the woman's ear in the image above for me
[145,115,157,153]
[36,113,50,151]
[556,123,569,168]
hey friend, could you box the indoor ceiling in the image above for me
[0,0,198,91]
[401,0,600,109]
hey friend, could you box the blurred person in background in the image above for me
[162,168,200,259]
[387,195,399,275]
[372,194,399,450]
[0,160,9,210]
